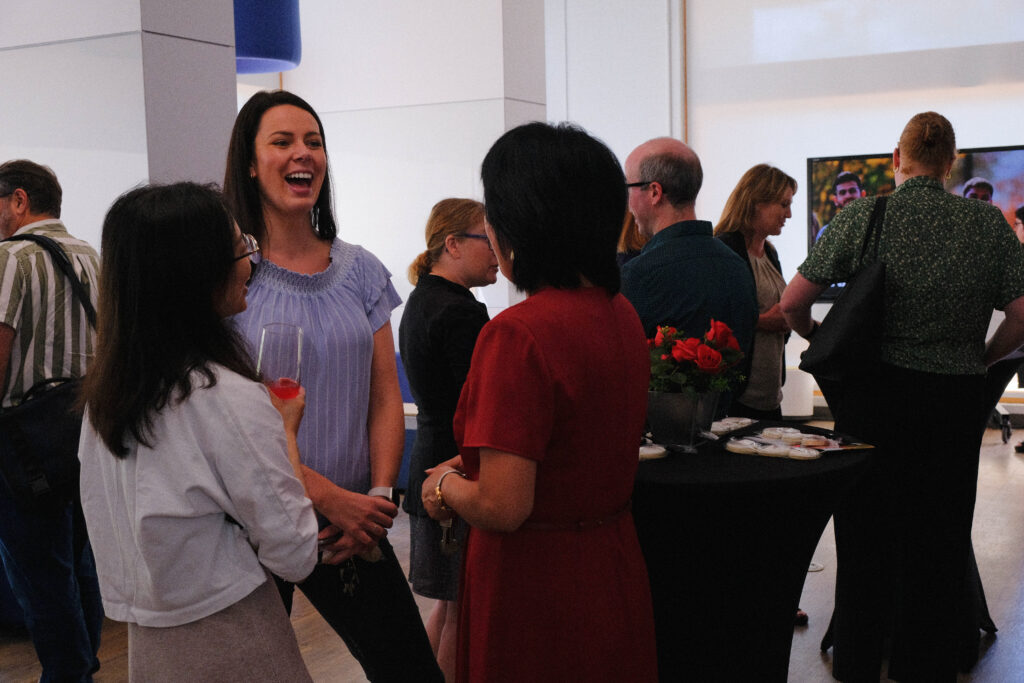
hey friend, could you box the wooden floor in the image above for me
[2,426,1023,682]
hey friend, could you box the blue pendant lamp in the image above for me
[234,0,302,74]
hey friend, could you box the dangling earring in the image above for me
[311,206,320,234]
[508,249,515,263]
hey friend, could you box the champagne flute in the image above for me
[257,323,303,398]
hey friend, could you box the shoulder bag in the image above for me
[798,196,888,383]
[0,234,96,510]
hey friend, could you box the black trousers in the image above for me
[276,538,443,683]
[828,364,987,683]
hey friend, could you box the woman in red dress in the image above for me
[422,122,657,682]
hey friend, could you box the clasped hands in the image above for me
[421,455,464,522]
[317,486,398,564]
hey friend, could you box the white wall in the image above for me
[545,0,683,164]
[0,0,236,249]
[0,33,149,249]
[279,0,546,331]
[543,0,1024,413]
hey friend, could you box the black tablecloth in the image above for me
[633,422,869,682]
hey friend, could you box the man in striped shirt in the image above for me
[0,160,103,681]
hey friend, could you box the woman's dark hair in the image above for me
[223,90,337,245]
[82,182,260,457]
[481,122,625,294]
[1016,205,1024,223]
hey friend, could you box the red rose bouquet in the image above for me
[648,320,745,395]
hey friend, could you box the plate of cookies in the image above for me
[722,424,867,460]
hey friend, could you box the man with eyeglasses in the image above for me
[620,137,757,414]
[0,160,103,681]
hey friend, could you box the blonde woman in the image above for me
[398,198,497,679]
[714,164,796,420]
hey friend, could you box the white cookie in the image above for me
[639,444,668,461]
[725,438,759,454]
[788,447,822,460]
[755,443,791,458]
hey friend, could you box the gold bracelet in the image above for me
[435,469,466,512]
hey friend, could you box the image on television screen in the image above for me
[806,144,1024,300]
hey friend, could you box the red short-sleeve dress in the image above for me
[453,287,657,683]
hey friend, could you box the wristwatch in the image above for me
[368,486,400,505]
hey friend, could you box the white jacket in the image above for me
[79,366,317,627]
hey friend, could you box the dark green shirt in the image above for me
[621,220,757,352]
[799,175,1024,374]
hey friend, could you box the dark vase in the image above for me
[647,391,719,452]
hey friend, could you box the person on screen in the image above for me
[814,171,865,242]
[963,176,994,203]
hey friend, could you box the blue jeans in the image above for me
[276,537,443,683]
[0,481,103,683]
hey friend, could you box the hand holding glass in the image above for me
[257,323,303,399]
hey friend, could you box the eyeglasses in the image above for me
[459,233,493,251]
[625,180,655,189]
[234,232,261,264]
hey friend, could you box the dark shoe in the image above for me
[794,608,809,626]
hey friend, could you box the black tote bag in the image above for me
[798,196,888,383]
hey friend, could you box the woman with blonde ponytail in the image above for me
[398,198,497,680]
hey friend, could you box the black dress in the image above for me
[398,274,489,600]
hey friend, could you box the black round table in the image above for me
[632,422,869,682]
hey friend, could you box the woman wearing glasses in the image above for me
[223,90,442,681]
[398,198,497,680]
[78,183,317,680]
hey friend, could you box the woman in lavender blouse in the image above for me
[223,90,442,682]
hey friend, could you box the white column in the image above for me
[0,0,237,248]
[284,0,547,324]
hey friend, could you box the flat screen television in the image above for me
[806,144,1024,300]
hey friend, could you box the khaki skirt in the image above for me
[128,573,311,682]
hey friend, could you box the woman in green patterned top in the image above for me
[780,111,1024,682]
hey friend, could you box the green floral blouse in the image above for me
[799,175,1024,374]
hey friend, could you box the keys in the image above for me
[440,518,458,556]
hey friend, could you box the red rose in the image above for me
[695,344,723,373]
[706,319,739,351]
[664,326,677,337]
[654,328,665,347]
[671,337,701,362]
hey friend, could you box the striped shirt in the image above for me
[0,219,99,407]
[231,240,402,493]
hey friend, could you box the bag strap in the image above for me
[857,195,889,266]
[5,233,96,328]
